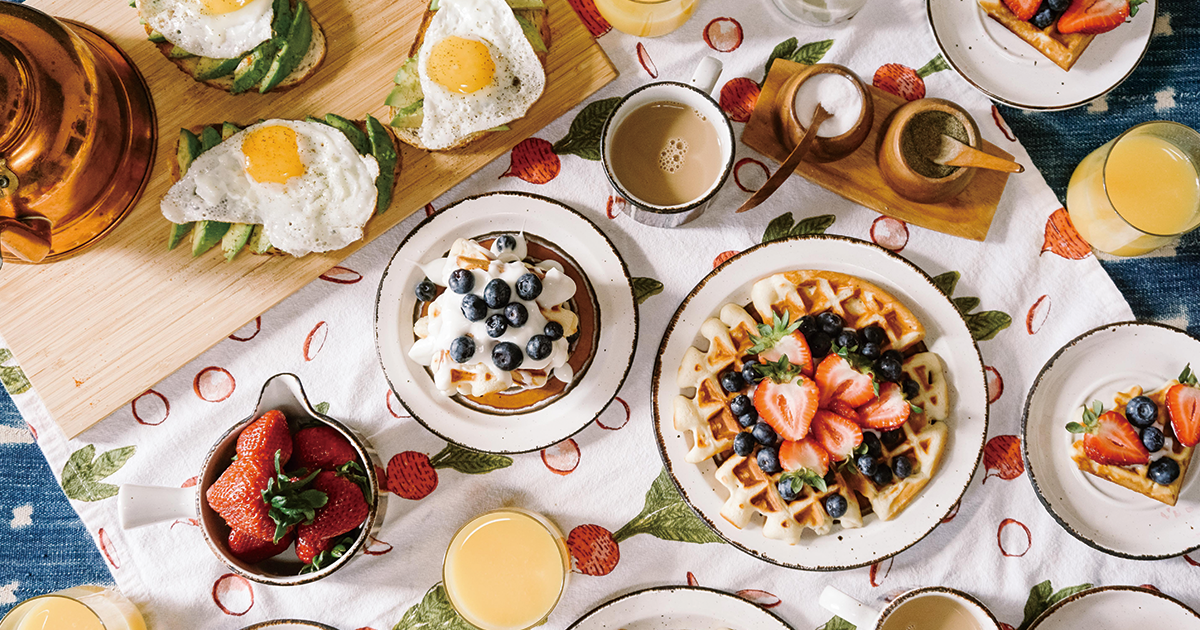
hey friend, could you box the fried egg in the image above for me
[417,0,546,150]
[161,120,380,257]
[139,0,273,59]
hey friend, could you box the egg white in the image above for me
[160,120,380,257]
[417,0,546,150]
[139,0,274,59]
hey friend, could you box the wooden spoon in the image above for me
[736,104,833,214]
[932,134,1024,174]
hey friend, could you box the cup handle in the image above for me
[690,56,723,95]
[819,586,883,629]
[118,484,197,529]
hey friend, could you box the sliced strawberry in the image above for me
[858,381,911,430]
[758,331,814,376]
[1058,0,1139,35]
[810,410,863,461]
[1003,0,1042,20]
[815,354,875,408]
[827,399,860,424]
[1083,411,1150,465]
[779,437,830,476]
[1167,384,1200,447]
[754,375,820,441]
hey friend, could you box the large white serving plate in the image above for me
[567,586,795,630]
[1027,586,1200,630]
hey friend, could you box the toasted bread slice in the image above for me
[978,0,1095,71]
[391,5,551,151]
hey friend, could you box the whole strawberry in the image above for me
[296,532,331,565]
[292,425,357,471]
[237,410,293,466]
[206,452,328,542]
[228,529,293,564]
[295,471,369,564]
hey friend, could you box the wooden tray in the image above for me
[742,59,1013,242]
[1,0,617,438]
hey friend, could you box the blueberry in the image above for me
[737,412,758,428]
[461,295,488,321]
[835,329,858,350]
[1047,0,1069,10]
[493,234,518,253]
[752,422,778,446]
[862,432,883,458]
[777,477,799,502]
[485,314,508,338]
[902,377,921,400]
[504,302,528,327]
[483,279,511,309]
[1125,396,1158,428]
[893,456,913,479]
[824,494,848,518]
[859,325,887,346]
[448,269,474,294]
[526,335,553,361]
[876,353,903,383]
[449,336,475,363]
[881,428,906,449]
[807,331,833,358]
[859,342,881,361]
[491,342,523,371]
[733,432,756,457]
[798,316,820,337]
[516,273,543,301]
[1148,458,1180,485]
[415,278,437,302]
[1030,4,1056,29]
[543,321,564,340]
[871,463,894,485]
[720,371,746,394]
[730,394,753,417]
[1141,426,1165,453]
[880,349,903,364]
[757,446,781,474]
[817,311,844,335]
[855,454,878,476]
[742,360,763,384]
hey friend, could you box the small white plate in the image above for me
[927,0,1156,110]
[567,586,795,630]
[1027,586,1200,630]
[376,192,638,454]
[652,235,989,570]
[1022,321,1200,559]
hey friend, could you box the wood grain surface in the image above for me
[742,59,1013,242]
[1,0,616,437]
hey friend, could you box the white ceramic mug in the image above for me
[819,585,1001,630]
[600,57,735,228]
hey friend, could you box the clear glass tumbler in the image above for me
[771,0,870,26]
[594,0,699,37]
[0,586,146,630]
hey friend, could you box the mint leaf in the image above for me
[1065,422,1087,434]
[1180,363,1196,386]
[780,468,826,493]
[758,355,802,384]
[748,312,801,355]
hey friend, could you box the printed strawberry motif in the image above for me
[236,410,293,467]
[810,410,863,461]
[295,471,369,561]
[206,453,327,542]
[1003,0,1041,20]
[131,389,170,426]
[228,529,293,564]
[566,0,611,37]
[1042,208,1092,260]
[997,518,1031,557]
[754,371,820,441]
[292,425,357,471]
[703,18,743,53]
[194,366,236,402]
[212,573,254,616]
[870,216,909,252]
[636,42,658,78]
[1167,364,1200,447]
[859,382,911,430]
[713,250,739,268]
[385,444,512,501]
[319,266,363,284]
[873,55,950,102]
[500,138,560,184]
[737,590,781,609]
[1058,0,1146,35]
[733,157,769,193]
[982,435,1024,483]
[1026,294,1051,335]
[541,438,581,475]
[991,105,1016,142]
[986,366,1005,403]
[779,437,830,476]
[719,78,759,123]
[761,212,836,244]
[815,354,875,408]
[1067,403,1149,465]
[567,524,620,576]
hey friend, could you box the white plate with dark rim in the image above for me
[651,235,989,570]
[1026,585,1200,630]
[376,192,638,454]
[1022,321,1200,559]
[239,621,339,630]
[566,585,795,630]
[927,0,1157,110]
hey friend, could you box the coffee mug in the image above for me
[819,585,1000,630]
[600,57,736,228]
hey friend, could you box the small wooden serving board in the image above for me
[742,59,1013,242]
[1,0,616,438]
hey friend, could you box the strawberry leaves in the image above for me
[931,271,1012,341]
[632,277,665,304]
[758,355,801,384]
[763,38,834,82]
[749,312,801,355]
[263,451,328,542]
[1066,400,1104,434]
[552,97,621,160]
[779,467,827,494]
[1129,0,1147,16]
[395,583,475,630]
[61,444,137,502]
[1179,363,1197,387]
[335,460,373,507]
[611,469,723,545]
[762,212,836,244]
[428,443,513,475]
[299,530,358,574]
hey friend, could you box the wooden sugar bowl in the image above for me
[775,64,874,163]
[877,99,984,204]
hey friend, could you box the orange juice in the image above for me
[443,509,569,630]
[1066,121,1200,256]
[594,0,697,37]
[0,587,145,630]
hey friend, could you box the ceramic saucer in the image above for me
[1027,586,1200,629]
[567,585,795,630]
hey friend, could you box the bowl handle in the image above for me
[819,585,882,629]
[117,484,197,529]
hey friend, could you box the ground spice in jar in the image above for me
[901,111,969,179]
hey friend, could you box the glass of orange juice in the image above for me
[443,508,571,630]
[594,0,698,37]
[0,586,146,630]
[1066,121,1200,256]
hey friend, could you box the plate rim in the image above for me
[373,190,639,454]
[1026,585,1200,629]
[925,0,1158,111]
[564,584,797,630]
[1020,319,1200,560]
[651,233,989,571]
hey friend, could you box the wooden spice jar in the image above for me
[878,98,981,204]
[775,64,874,163]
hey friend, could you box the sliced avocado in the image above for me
[222,223,254,261]
[167,222,194,251]
[305,115,329,125]
[259,1,312,93]
[231,40,277,94]
[200,125,222,151]
[393,55,419,86]
[147,30,168,44]
[325,114,370,155]
[191,220,230,258]
[247,225,273,254]
[168,46,194,59]
[428,0,439,9]
[389,100,423,129]
[177,128,203,174]
[270,0,294,41]
[365,115,397,214]
[514,15,546,53]
[221,122,241,140]
[506,0,545,9]
[488,124,511,132]
[194,56,242,81]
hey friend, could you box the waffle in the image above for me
[1069,382,1194,506]
[716,455,862,543]
[978,0,1096,72]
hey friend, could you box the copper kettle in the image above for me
[0,2,156,264]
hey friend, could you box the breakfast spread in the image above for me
[1065,365,1198,505]
[136,0,326,93]
[385,0,549,150]
[978,0,1146,71]
[410,233,579,398]
[204,410,372,571]
[161,115,399,259]
[673,270,950,544]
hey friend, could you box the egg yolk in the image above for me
[200,0,252,15]
[428,36,495,94]
[242,125,305,184]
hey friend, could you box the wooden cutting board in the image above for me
[1,0,617,438]
[742,59,1014,242]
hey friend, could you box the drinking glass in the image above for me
[594,0,698,37]
[0,586,146,630]
[772,0,870,26]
